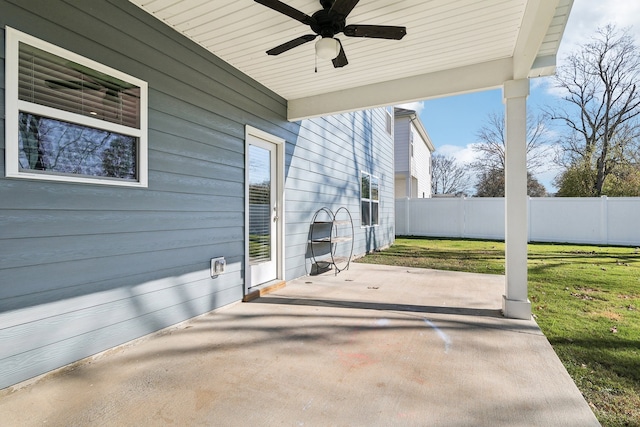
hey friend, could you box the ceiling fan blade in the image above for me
[266,34,317,55]
[332,38,348,68]
[329,0,359,18]
[343,25,407,40]
[254,0,315,25]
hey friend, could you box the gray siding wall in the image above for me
[285,110,395,280]
[0,0,394,389]
[394,116,411,174]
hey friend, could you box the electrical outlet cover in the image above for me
[210,257,225,278]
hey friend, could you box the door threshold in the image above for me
[243,280,286,302]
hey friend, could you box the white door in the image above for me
[248,137,278,287]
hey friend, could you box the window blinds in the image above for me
[18,43,140,129]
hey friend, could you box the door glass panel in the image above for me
[249,145,271,264]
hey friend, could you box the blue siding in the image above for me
[284,111,395,279]
[0,0,394,389]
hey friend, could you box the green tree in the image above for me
[475,168,546,197]
[602,164,640,196]
[556,162,640,196]
[554,162,594,196]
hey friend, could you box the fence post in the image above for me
[601,196,608,245]
[459,196,466,238]
[406,197,411,235]
[527,196,531,243]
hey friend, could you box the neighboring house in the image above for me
[0,2,394,389]
[394,108,435,198]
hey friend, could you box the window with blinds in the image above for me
[5,27,148,187]
[18,43,141,128]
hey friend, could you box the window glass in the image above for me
[371,176,379,201]
[361,172,380,227]
[248,145,272,264]
[19,113,137,180]
[6,27,147,187]
[371,201,379,226]
[385,107,393,134]
[361,200,371,227]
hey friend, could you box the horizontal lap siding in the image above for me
[0,0,289,388]
[412,124,432,198]
[285,111,395,279]
[394,117,410,173]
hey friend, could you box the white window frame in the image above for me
[360,171,380,228]
[385,106,393,135]
[4,27,148,187]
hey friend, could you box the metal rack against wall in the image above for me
[309,207,354,275]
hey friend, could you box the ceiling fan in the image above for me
[254,0,407,68]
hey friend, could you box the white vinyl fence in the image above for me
[396,197,640,246]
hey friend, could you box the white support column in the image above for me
[502,79,532,320]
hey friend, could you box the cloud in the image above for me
[530,76,566,98]
[395,101,425,114]
[559,0,640,58]
[436,143,479,165]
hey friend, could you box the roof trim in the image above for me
[394,108,435,152]
[288,57,513,121]
[512,0,561,79]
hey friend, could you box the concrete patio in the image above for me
[0,263,599,426]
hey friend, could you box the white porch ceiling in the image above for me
[129,0,573,120]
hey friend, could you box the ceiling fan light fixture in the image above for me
[315,37,339,60]
[256,0,407,68]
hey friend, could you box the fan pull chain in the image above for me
[315,54,318,73]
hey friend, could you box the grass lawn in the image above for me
[356,237,640,427]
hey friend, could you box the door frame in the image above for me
[244,125,285,294]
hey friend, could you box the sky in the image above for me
[397,0,640,193]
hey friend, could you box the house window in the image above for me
[385,106,393,135]
[361,172,379,227]
[5,27,148,187]
[410,130,414,157]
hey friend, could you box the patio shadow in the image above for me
[254,296,504,318]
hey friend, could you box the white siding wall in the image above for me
[410,123,433,198]
[395,176,407,198]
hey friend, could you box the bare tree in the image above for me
[549,24,640,196]
[471,111,552,174]
[431,154,471,196]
